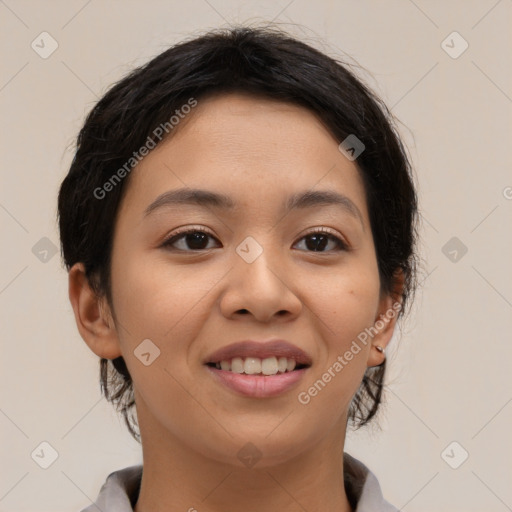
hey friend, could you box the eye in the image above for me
[293,228,348,252]
[161,227,220,251]
[161,226,348,253]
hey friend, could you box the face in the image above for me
[100,93,396,466]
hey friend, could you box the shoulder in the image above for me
[344,453,399,512]
[79,464,142,512]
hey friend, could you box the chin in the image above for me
[196,429,319,469]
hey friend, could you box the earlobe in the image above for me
[68,263,122,360]
[366,312,396,368]
[367,270,405,368]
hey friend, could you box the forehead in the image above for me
[118,93,368,223]
[173,92,340,160]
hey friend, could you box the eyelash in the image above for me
[161,226,349,253]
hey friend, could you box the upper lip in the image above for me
[203,340,313,366]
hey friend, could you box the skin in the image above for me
[69,93,403,512]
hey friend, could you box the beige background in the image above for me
[1,1,511,511]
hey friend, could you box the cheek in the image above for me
[304,258,380,392]
[108,255,203,418]
[109,250,222,380]
[327,285,380,349]
[111,250,209,334]
[310,261,381,347]
[296,277,380,428]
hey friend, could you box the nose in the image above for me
[219,242,302,323]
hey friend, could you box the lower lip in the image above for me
[205,366,308,398]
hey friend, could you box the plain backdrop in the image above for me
[1,1,511,511]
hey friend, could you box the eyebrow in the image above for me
[143,187,364,227]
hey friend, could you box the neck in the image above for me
[133,405,354,512]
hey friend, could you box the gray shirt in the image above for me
[80,453,398,511]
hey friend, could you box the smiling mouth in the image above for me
[206,356,310,376]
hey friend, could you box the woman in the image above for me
[58,25,418,512]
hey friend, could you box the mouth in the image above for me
[206,356,310,375]
[203,339,312,397]
[203,339,313,375]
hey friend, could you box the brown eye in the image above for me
[293,229,348,252]
[161,227,348,253]
[162,229,220,251]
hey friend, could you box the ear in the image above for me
[68,262,122,359]
[366,269,405,368]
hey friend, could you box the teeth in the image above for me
[261,356,278,375]
[231,357,244,373]
[214,356,302,375]
[244,357,261,374]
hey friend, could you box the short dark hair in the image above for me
[58,25,419,442]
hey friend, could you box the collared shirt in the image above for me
[80,453,398,512]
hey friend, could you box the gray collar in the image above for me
[80,453,398,512]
